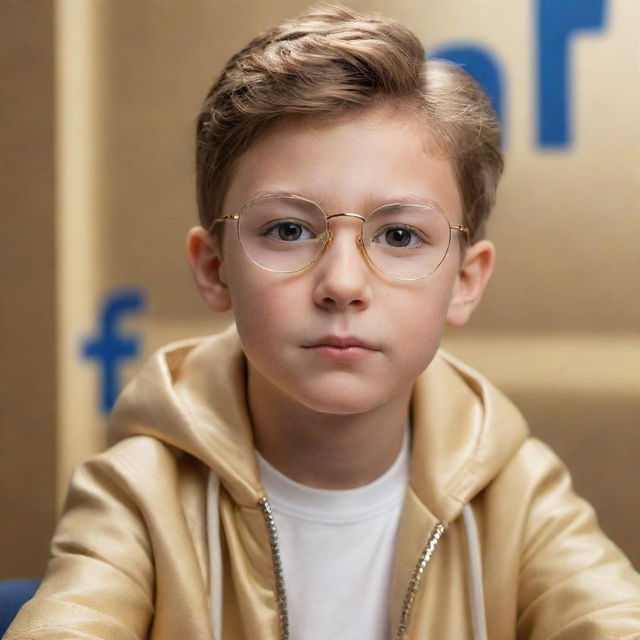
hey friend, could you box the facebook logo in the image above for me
[82,288,145,414]
[536,0,606,147]
[429,0,607,148]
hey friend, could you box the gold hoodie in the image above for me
[6,325,640,639]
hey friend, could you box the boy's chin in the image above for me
[291,382,400,417]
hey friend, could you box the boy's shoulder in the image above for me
[106,325,245,451]
[68,433,207,507]
[387,346,531,522]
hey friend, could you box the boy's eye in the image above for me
[373,225,424,248]
[263,219,315,242]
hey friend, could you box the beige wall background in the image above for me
[1,0,638,579]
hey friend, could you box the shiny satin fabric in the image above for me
[6,326,640,638]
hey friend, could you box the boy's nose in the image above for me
[311,220,372,312]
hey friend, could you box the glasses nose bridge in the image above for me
[322,211,367,250]
[325,211,367,226]
[325,211,366,220]
[324,211,366,241]
[316,211,370,273]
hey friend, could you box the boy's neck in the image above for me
[247,364,411,490]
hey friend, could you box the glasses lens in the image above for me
[238,196,327,272]
[362,204,451,280]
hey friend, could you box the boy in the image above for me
[6,4,640,639]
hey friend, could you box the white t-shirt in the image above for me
[256,431,410,640]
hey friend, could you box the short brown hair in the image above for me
[196,4,503,243]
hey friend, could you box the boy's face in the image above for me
[188,104,494,415]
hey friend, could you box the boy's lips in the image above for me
[303,336,379,362]
[305,335,377,349]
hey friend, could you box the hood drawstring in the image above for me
[207,472,223,640]
[462,503,489,640]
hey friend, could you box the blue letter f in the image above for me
[82,288,145,414]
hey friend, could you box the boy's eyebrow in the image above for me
[375,194,446,212]
[246,190,447,214]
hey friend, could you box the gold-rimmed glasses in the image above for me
[210,194,469,281]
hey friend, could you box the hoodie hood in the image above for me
[108,324,528,522]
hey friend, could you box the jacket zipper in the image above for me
[394,521,448,639]
[258,495,448,640]
[258,497,290,639]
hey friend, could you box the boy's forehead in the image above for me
[222,105,462,218]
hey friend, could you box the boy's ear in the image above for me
[185,226,232,312]
[446,239,495,327]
